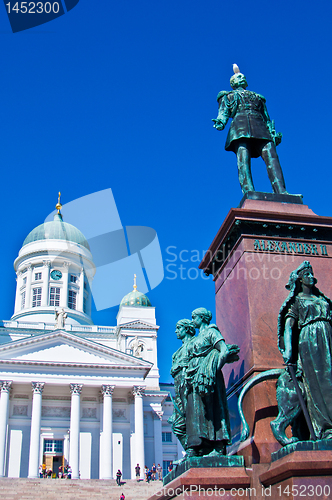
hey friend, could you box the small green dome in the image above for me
[23,213,90,250]
[120,289,152,308]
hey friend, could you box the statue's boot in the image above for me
[262,142,288,194]
[236,144,255,194]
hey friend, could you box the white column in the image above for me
[14,272,22,314]
[153,410,163,470]
[69,384,82,479]
[78,268,84,312]
[101,385,115,479]
[64,432,70,466]
[41,261,51,307]
[0,381,12,477]
[60,262,70,308]
[132,386,145,479]
[86,275,92,317]
[99,394,103,479]
[28,382,44,478]
[25,264,33,309]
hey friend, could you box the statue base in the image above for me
[199,197,332,465]
[271,438,332,462]
[163,454,244,485]
[147,456,250,500]
[260,445,332,499]
[239,191,303,207]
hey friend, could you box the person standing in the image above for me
[120,494,125,500]
[116,469,122,486]
[157,463,162,480]
[151,463,156,480]
[135,463,140,482]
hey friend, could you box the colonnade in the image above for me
[0,381,146,479]
[14,261,89,315]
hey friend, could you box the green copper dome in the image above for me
[120,289,152,308]
[23,213,90,250]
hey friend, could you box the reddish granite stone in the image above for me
[147,467,251,500]
[259,451,332,500]
[199,200,332,466]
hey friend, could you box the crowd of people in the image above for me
[39,463,72,479]
[38,461,171,483]
[142,463,164,482]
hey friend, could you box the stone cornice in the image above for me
[0,359,151,371]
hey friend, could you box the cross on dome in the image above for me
[56,191,62,215]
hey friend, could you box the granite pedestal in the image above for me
[199,193,332,467]
[148,193,332,500]
[148,455,250,500]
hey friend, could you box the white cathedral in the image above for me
[0,199,181,480]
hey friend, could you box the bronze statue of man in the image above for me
[213,65,287,195]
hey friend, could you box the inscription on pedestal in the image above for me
[254,239,328,256]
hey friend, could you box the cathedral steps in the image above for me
[0,478,162,500]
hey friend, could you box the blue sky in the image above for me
[0,1,332,383]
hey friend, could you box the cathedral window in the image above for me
[162,432,172,442]
[35,272,42,281]
[50,287,60,307]
[32,288,42,307]
[83,295,87,313]
[70,275,77,283]
[163,461,173,477]
[44,439,63,454]
[22,277,27,286]
[68,290,77,310]
[21,291,25,309]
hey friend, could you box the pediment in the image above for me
[0,330,151,368]
[118,320,159,330]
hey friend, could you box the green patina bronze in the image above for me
[169,308,239,459]
[168,319,196,450]
[276,261,332,442]
[239,261,332,447]
[213,65,287,195]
